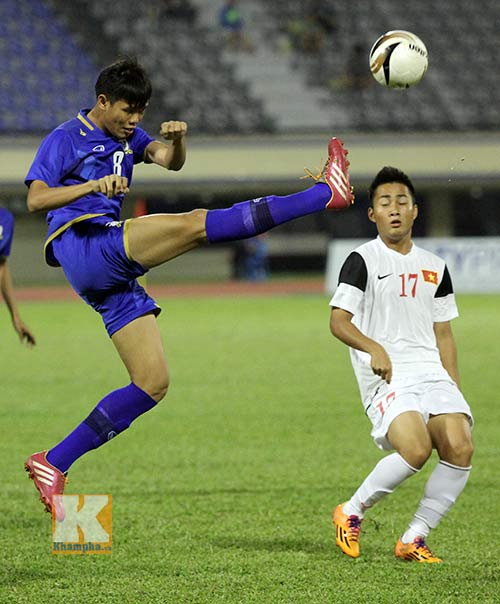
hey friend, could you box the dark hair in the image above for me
[368,166,416,205]
[95,57,152,110]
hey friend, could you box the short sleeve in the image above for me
[433,294,458,322]
[337,252,368,290]
[25,129,75,187]
[329,252,367,315]
[132,128,155,164]
[0,209,14,257]
[433,265,458,322]
[435,265,453,298]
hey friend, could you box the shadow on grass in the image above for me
[0,566,60,589]
[160,486,334,498]
[211,535,334,558]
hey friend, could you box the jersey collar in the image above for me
[77,109,97,134]
[376,235,414,257]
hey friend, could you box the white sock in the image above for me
[343,452,418,518]
[401,460,472,543]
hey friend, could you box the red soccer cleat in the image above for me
[25,451,67,521]
[304,137,355,210]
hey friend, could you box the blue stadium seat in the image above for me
[0,0,97,133]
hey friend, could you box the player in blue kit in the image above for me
[0,208,36,346]
[24,57,354,520]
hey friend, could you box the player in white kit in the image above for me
[329,167,473,563]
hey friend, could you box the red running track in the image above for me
[16,278,326,302]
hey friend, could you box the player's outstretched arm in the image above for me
[330,307,392,383]
[0,261,36,346]
[27,176,130,212]
[145,120,187,171]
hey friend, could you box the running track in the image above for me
[16,278,326,302]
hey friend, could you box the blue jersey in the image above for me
[0,208,14,258]
[25,109,154,266]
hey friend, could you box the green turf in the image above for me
[1,293,499,603]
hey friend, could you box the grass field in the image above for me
[1,291,499,603]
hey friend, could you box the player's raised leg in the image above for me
[126,137,354,269]
[25,135,353,518]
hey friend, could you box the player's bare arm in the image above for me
[434,320,460,387]
[330,307,393,383]
[27,176,130,212]
[145,120,187,170]
[0,259,36,346]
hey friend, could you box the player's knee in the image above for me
[439,436,474,467]
[399,442,432,469]
[149,379,169,402]
[183,209,208,242]
[134,371,170,402]
[150,373,169,402]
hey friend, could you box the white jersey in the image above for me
[329,236,458,406]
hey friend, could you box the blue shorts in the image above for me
[51,218,161,337]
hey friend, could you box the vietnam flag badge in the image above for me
[422,269,438,284]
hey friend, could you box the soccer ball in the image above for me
[369,30,428,88]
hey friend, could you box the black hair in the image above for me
[368,166,416,205]
[95,57,152,110]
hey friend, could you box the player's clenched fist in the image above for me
[370,344,393,384]
[160,120,188,141]
[92,174,129,198]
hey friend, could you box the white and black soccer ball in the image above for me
[369,30,428,89]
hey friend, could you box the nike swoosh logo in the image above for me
[377,273,392,280]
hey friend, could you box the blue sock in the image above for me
[46,383,157,473]
[205,183,330,243]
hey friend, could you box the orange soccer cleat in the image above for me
[395,537,443,563]
[333,503,362,558]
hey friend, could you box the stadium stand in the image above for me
[2,0,500,135]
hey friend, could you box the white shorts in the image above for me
[364,376,473,451]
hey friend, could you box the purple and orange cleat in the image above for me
[333,502,362,558]
[395,537,443,563]
[25,451,67,521]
